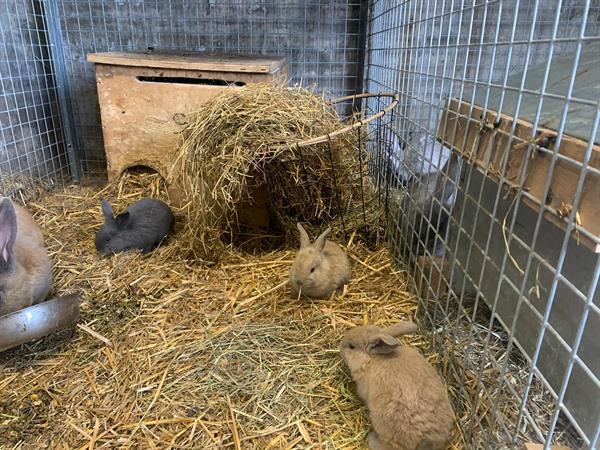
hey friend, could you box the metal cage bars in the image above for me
[0,0,72,191]
[1,1,598,447]
[365,0,599,447]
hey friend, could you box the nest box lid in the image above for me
[87,51,287,74]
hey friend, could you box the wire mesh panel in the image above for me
[0,0,71,192]
[365,0,600,448]
[54,0,368,178]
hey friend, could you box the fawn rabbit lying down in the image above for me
[0,198,52,317]
[340,321,454,450]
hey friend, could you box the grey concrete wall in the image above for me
[0,0,69,188]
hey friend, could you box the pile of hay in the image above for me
[0,172,463,449]
[168,83,383,262]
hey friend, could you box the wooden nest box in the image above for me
[87,51,287,184]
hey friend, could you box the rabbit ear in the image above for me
[367,333,399,355]
[297,223,310,248]
[314,227,331,252]
[101,200,113,222]
[0,199,17,267]
[115,211,130,229]
[383,321,418,337]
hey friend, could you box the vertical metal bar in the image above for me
[42,0,80,181]
[356,119,367,223]
[383,107,394,217]
[326,133,347,238]
[546,247,600,449]
[355,0,369,96]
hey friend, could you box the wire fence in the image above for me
[365,0,599,448]
[0,0,71,193]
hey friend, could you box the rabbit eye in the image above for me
[310,266,316,273]
[348,343,355,349]
[105,236,111,242]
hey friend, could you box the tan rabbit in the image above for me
[288,223,351,298]
[0,198,52,317]
[340,321,454,450]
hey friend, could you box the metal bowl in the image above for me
[0,294,80,353]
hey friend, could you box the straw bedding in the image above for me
[0,172,464,449]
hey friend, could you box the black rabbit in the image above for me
[95,198,175,255]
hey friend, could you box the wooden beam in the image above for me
[87,51,287,74]
[438,98,600,253]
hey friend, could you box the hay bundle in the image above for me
[168,83,381,261]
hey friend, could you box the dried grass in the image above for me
[0,172,463,449]
[414,276,583,450]
[167,83,382,262]
[439,303,583,450]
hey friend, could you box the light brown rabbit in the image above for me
[288,223,351,298]
[0,198,52,317]
[340,321,454,450]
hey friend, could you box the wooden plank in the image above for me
[92,64,286,184]
[87,51,287,74]
[523,444,572,450]
[438,98,600,253]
